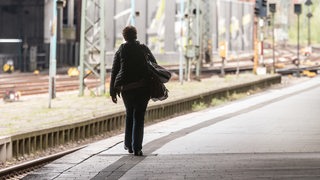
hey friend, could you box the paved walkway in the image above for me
[24,76,320,179]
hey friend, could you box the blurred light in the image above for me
[0,39,22,43]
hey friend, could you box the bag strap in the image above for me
[140,44,157,64]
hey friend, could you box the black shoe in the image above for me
[134,150,143,156]
[124,146,133,153]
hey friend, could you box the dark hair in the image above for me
[122,26,137,42]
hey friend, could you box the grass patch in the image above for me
[194,90,259,112]
[228,92,248,101]
[192,102,207,111]
[211,98,227,106]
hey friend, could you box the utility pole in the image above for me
[269,3,276,74]
[260,0,267,70]
[79,0,106,96]
[253,1,259,74]
[49,0,58,108]
[202,0,212,65]
[131,0,136,25]
[185,0,201,81]
[195,0,201,80]
[253,0,267,75]
[179,0,185,84]
[305,0,313,54]
[294,3,301,77]
[253,0,261,74]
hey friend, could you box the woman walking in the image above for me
[109,26,156,156]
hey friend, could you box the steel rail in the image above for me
[0,145,86,179]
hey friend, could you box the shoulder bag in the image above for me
[144,52,171,102]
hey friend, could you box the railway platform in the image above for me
[23,76,320,179]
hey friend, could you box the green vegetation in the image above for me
[192,102,207,111]
[192,91,254,112]
[104,92,111,98]
[211,98,226,106]
[228,92,248,101]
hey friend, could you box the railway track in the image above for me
[0,146,86,179]
[0,73,101,99]
[1,46,319,100]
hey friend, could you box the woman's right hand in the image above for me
[111,96,117,104]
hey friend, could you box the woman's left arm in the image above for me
[110,48,121,102]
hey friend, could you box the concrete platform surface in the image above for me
[24,76,320,180]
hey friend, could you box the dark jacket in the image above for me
[110,41,156,98]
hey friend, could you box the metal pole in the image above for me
[297,14,300,67]
[185,0,191,81]
[272,12,275,73]
[22,41,28,72]
[296,13,300,77]
[259,19,264,67]
[253,11,258,74]
[131,0,136,26]
[179,0,184,84]
[78,0,106,96]
[221,57,225,77]
[49,0,57,108]
[308,6,311,46]
[195,0,200,79]
[99,0,106,95]
[196,0,201,78]
[79,0,86,96]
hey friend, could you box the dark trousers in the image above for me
[121,87,150,152]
